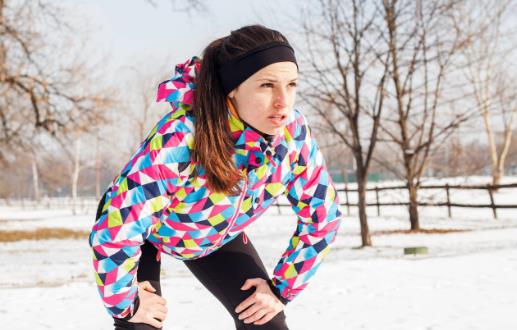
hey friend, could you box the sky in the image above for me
[59,0,302,79]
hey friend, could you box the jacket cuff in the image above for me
[267,279,290,305]
[117,295,140,321]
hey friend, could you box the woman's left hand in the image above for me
[235,278,285,325]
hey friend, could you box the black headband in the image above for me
[218,41,298,95]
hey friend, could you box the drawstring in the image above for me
[242,232,248,245]
[156,250,161,262]
[227,97,240,119]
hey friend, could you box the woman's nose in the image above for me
[274,87,288,108]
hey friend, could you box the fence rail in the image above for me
[275,182,517,219]
[2,183,516,219]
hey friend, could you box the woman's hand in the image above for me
[235,278,285,326]
[128,281,168,328]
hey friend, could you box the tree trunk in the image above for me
[408,183,420,230]
[492,165,502,187]
[31,153,40,201]
[95,132,101,199]
[71,137,81,215]
[493,110,516,189]
[356,169,371,247]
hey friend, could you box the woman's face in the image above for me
[228,61,298,135]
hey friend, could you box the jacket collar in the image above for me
[227,98,283,152]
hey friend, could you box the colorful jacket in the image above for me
[89,56,343,319]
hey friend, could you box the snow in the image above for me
[1,179,516,329]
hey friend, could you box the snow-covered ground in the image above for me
[1,178,516,329]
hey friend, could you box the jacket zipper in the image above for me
[201,178,248,257]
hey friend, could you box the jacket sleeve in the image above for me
[270,112,343,304]
[89,56,197,319]
[88,113,187,319]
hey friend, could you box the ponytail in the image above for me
[192,38,243,195]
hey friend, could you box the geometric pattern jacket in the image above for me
[89,56,343,319]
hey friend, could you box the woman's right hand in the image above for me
[128,281,168,328]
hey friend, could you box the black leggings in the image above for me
[95,194,289,330]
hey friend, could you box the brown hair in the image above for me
[192,24,291,195]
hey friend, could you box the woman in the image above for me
[90,24,343,330]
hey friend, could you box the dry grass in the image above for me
[372,228,471,235]
[0,228,89,242]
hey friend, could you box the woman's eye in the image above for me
[260,82,297,88]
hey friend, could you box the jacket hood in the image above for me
[156,56,200,112]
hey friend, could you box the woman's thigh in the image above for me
[183,232,289,330]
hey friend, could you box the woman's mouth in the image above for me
[268,114,287,126]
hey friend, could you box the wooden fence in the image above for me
[2,183,516,220]
[275,183,517,219]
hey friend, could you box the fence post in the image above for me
[344,183,350,216]
[445,183,452,218]
[487,184,497,219]
[375,186,380,216]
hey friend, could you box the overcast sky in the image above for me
[60,0,301,78]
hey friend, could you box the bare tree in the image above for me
[0,0,107,163]
[460,0,517,186]
[113,64,171,160]
[295,0,391,247]
[429,134,491,178]
[130,66,168,145]
[51,92,112,213]
[380,0,473,230]
[93,112,103,200]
